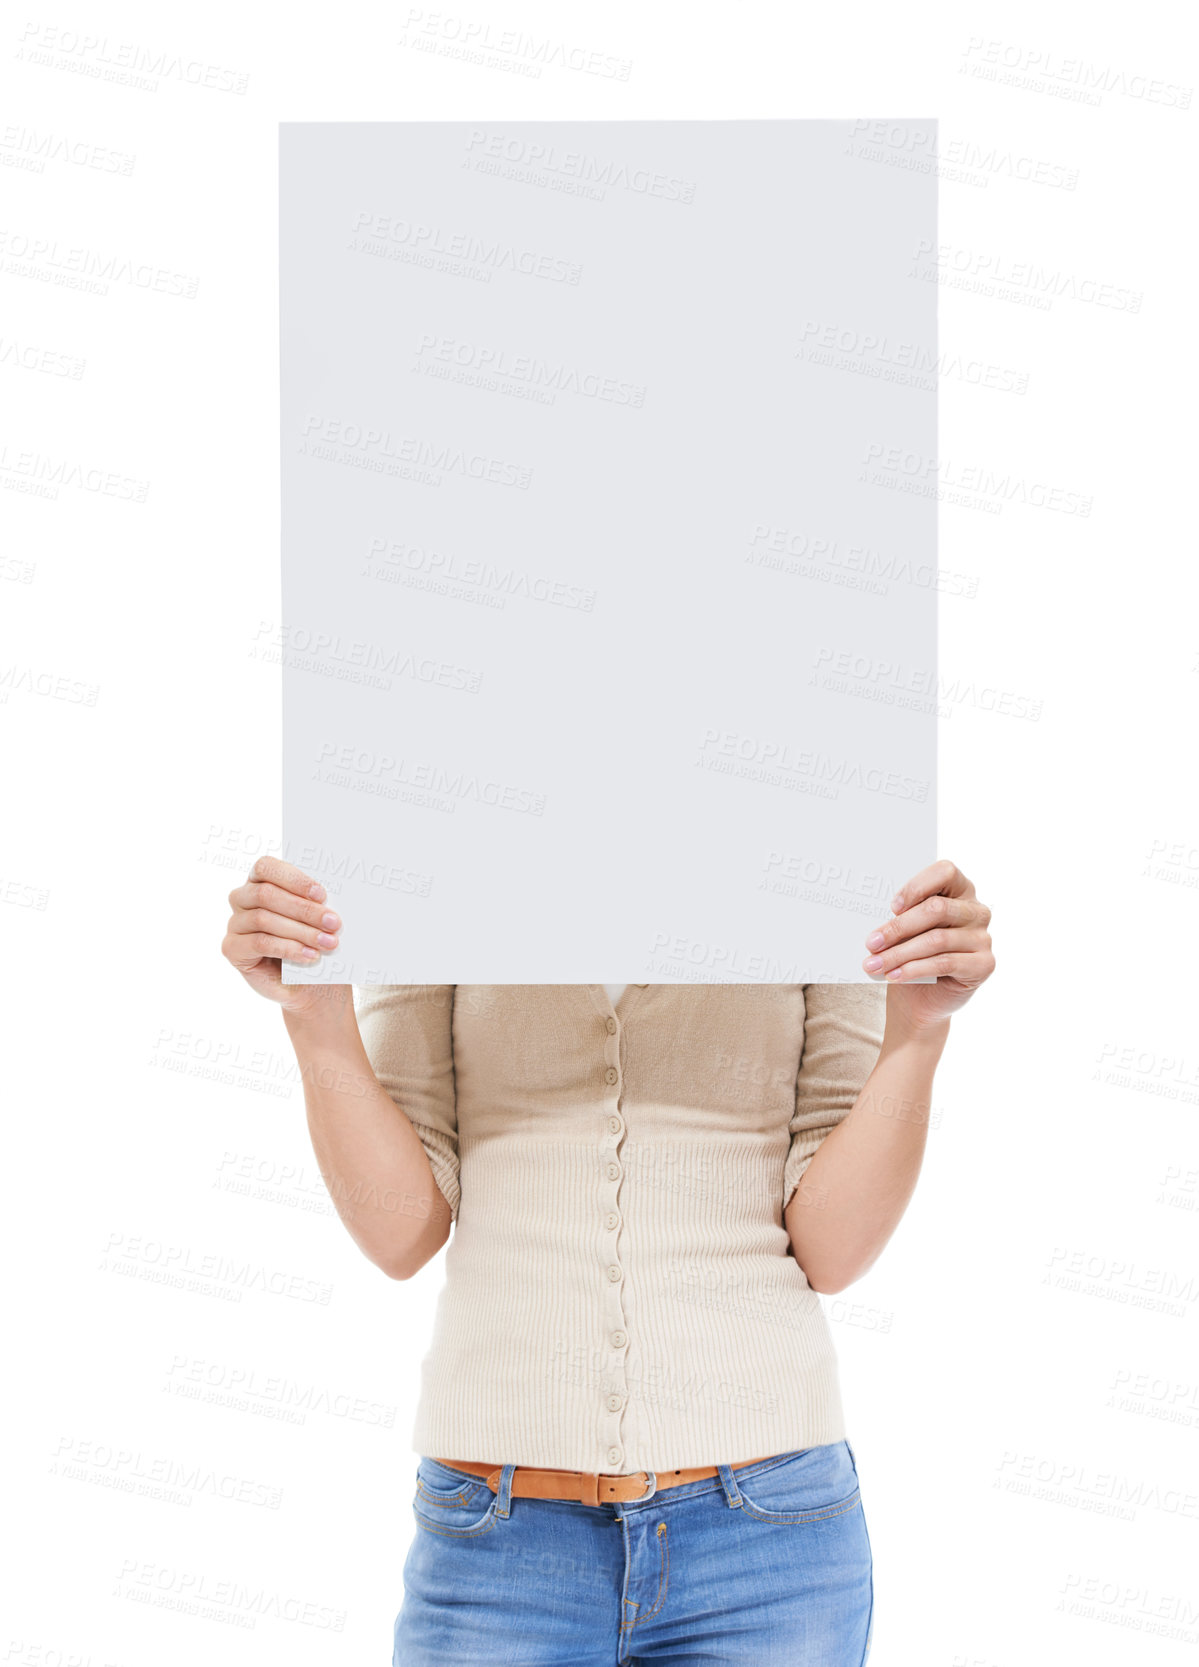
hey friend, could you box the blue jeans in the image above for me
[394,1440,874,1664]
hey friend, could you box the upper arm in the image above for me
[782,981,887,1211]
[355,984,460,1228]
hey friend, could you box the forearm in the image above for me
[784,1014,949,1293]
[283,1002,451,1279]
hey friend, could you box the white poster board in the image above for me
[279,119,937,984]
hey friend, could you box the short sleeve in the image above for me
[354,985,459,1224]
[782,982,887,1211]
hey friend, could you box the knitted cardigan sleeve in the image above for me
[354,984,460,1224]
[782,982,888,1212]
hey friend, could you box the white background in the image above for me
[3,2,1197,1664]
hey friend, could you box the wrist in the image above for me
[880,1012,951,1057]
[282,996,361,1053]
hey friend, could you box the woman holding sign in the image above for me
[221,856,993,1664]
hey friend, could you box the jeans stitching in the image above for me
[413,1476,498,1537]
[412,1514,499,1539]
[631,1524,670,1627]
[734,1487,861,1526]
[416,1477,483,1509]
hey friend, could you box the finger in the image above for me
[865,894,980,953]
[228,879,341,934]
[228,907,339,953]
[223,929,321,970]
[882,950,995,984]
[864,925,991,976]
[244,854,328,905]
[891,859,974,914]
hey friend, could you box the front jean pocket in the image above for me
[412,1458,501,1539]
[733,1442,861,1526]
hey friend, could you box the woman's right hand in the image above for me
[222,856,349,1017]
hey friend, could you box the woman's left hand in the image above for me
[863,858,994,1032]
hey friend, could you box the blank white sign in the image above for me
[279,119,937,984]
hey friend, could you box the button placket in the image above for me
[598,1005,631,1471]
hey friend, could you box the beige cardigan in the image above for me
[355,982,887,1473]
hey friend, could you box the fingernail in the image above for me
[321,912,341,931]
[316,933,337,949]
[308,882,326,902]
[300,947,318,959]
[866,931,885,950]
[890,892,904,911]
[886,967,904,979]
[864,955,884,971]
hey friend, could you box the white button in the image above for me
[607,1393,623,1411]
[605,1067,619,1085]
[606,1162,620,1181]
[607,1265,621,1282]
[605,1017,618,1034]
[608,1116,621,1134]
[611,1331,626,1347]
[605,1212,619,1229]
[608,1446,621,1466]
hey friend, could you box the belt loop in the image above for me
[495,1462,516,1518]
[716,1462,743,1509]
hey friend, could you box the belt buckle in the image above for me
[609,1469,654,1504]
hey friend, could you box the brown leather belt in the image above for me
[433,1454,776,1508]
